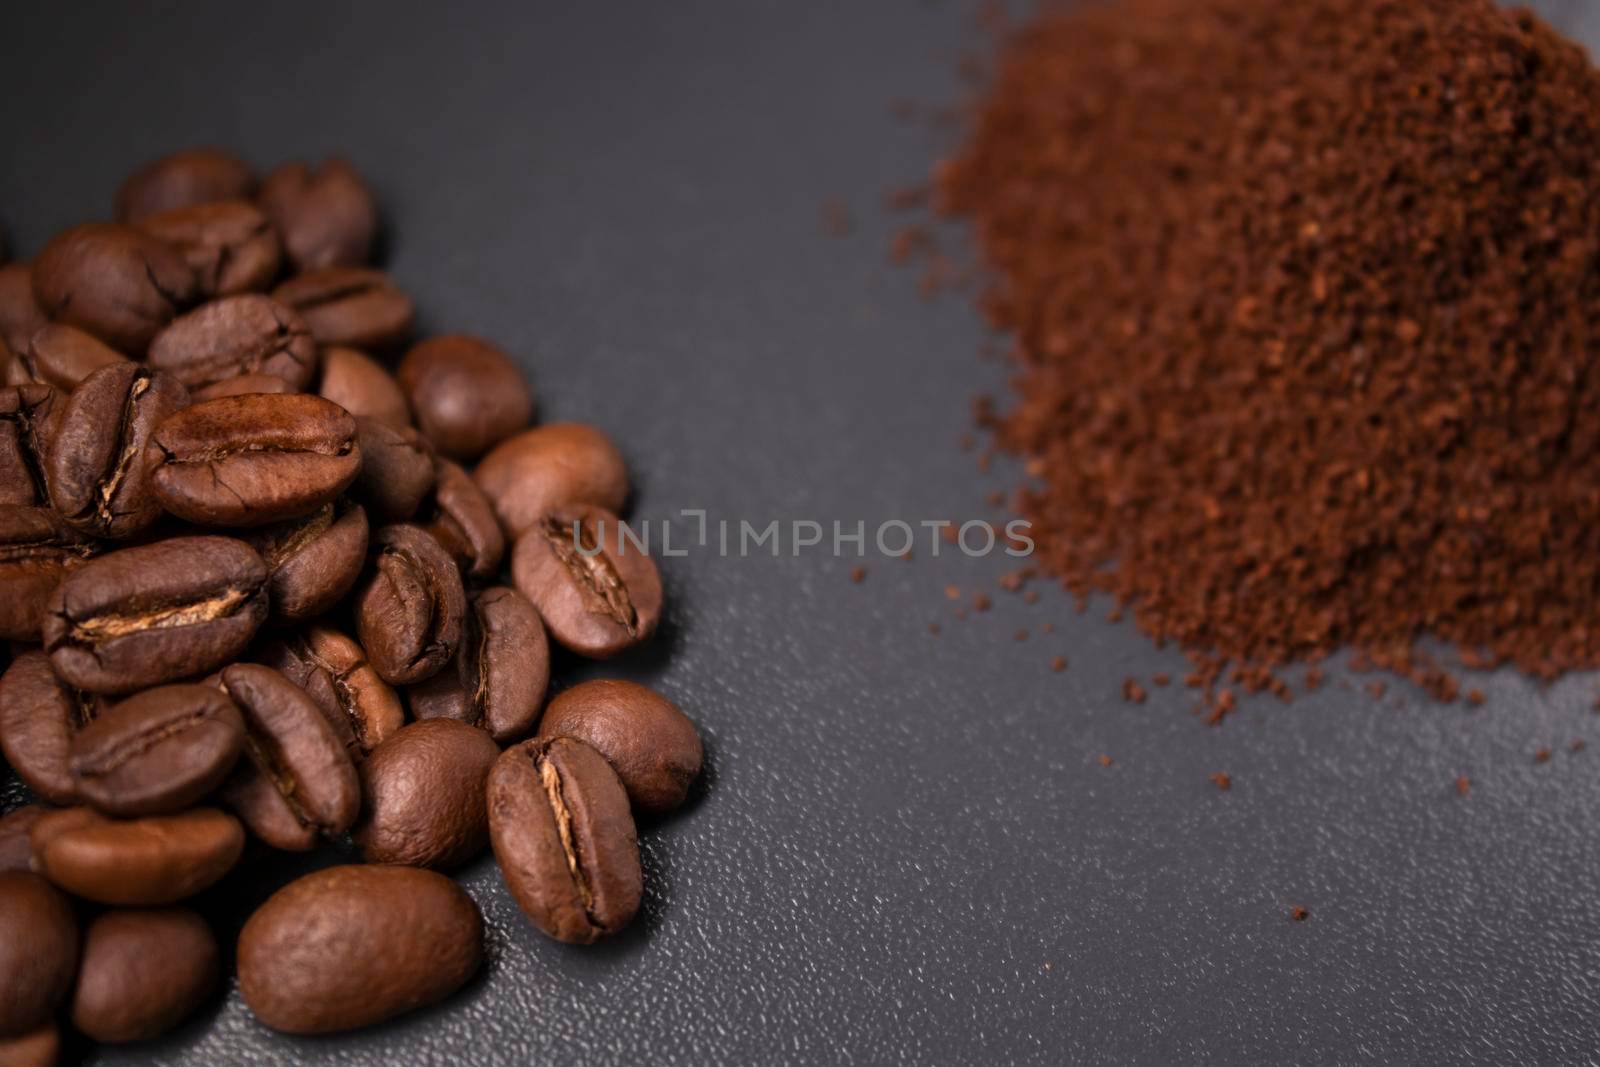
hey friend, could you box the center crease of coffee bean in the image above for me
[538,755,594,915]
[94,374,153,524]
[73,708,218,776]
[239,731,317,830]
[64,586,256,642]
[539,517,638,634]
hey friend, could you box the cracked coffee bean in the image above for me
[0,262,47,353]
[258,157,378,272]
[538,679,702,815]
[146,294,316,394]
[135,200,282,297]
[256,624,405,759]
[511,503,662,658]
[488,735,642,944]
[410,585,548,743]
[0,507,97,642]
[12,323,129,391]
[43,535,270,695]
[34,223,198,352]
[46,362,189,539]
[474,422,628,537]
[219,662,360,851]
[0,383,59,506]
[317,344,410,430]
[148,392,361,526]
[354,718,500,869]
[272,266,413,350]
[397,334,533,460]
[30,806,244,905]
[114,148,256,223]
[351,416,434,522]
[237,864,483,1035]
[426,456,504,579]
[0,806,45,873]
[0,871,79,1038]
[242,500,368,621]
[71,908,219,1044]
[0,650,101,805]
[69,684,245,817]
[355,524,465,685]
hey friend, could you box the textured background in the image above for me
[3,2,1600,1064]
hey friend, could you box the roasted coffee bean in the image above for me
[71,908,219,1043]
[351,417,433,521]
[0,651,101,803]
[488,736,641,943]
[0,507,96,642]
[115,148,255,223]
[272,267,413,350]
[355,525,465,685]
[0,262,47,353]
[146,295,316,394]
[237,864,482,1035]
[0,383,59,506]
[43,536,269,695]
[69,685,245,817]
[317,345,409,430]
[242,500,368,621]
[219,663,360,851]
[148,393,361,526]
[258,158,378,272]
[30,806,244,906]
[474,422,629,536]
[0,1025,58,1067]
[397,335,532,460]
[511,504,662,658]
[354,719,500,869]
[13,323,128,390]
[0,805,44,872]
[426,457,505,580]
[136,200,282,297]
[34,224,197,352]
[538,679,702,815]
[410,586,548,743]
[0,872,78,1037]
[46,363,189,539]
[256,624,404,758]
[195,371,299,400]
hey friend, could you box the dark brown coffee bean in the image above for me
[397,335,533,460]
[351,416,433,521]
[46,363,189,539]
[237,864,482,1035]
[0,383,59,506]
[355,524,465,685]
[0,507,96,642]
[12,324,129,391]
[34,224,197,352]
[317,345,409,430]
[30,806,243,905]
[135,200,282,297]
[272,267,413,350]
[488,736,641,943]
[71,908,219,1044]
[511,504,662,658]
[219,663,360,851]
[426,457,504,580]
[0,872,78,1037]
[255,624,404,758]
[242,500,368,621]
[354,719,500,869]
[194,371,299,400]
[148,393,361,526]
[69,685,245,817]
[114,148,255,223]
[146,295,316,394]
[0,1024,57,1067]
[43,536,270,695]
[258,158,378,272]
[474,422,629,536]
[0,806,44,872]
[538,680,702,815]
[0,263,47,355]
[410,586,548,743]
[0,651,99,804]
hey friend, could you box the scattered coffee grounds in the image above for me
[935,0,1600,715]
[1209,772,1231,792]
[1122,679,1147,705]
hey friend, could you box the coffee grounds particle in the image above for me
[1097,754,1114,767]
[944,584,962,601]
[929,622,942,636]
[1122,679,1147,705]
[1291,907,1310,923]
[1456,776,1472,796]
[1152,673,1170,688]
[1572,739,1587,753]
[1014,628,1028,642]
[850,566,866,584]
[1535,749,1553,764]
[1023,589,1039,605]
[1465,689,1485,707]
[1051,655,1067,673]
[973,593,992,612]
[1042,622,1055,635]
[1209,772,1231,792]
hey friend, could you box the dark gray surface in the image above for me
[4,1,1600,1064]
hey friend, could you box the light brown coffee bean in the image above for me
[12,324,129,391]
[69,685,245,817]
[0,650,101,804]
[396,335,532,460]
[242,500,368,622]
[34,223,197,353]
[115,148,256,223]
[258,157,377,272]
[146,294,316,394]
[473,422,629,537]
[317,345,409,430]
[355,524,465,685]
[255,624,404,759]
[426,457,505,580]
[354,719,500,869]
[538,679,703,815]
[410,586,548,743]
[136,199,282,297]
[71,908,219,1043]
[511,504,663,658]
[272,267,413,350]
[30,806,243,906]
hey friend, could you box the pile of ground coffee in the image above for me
[937,0,1600,715]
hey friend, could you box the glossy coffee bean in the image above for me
[46,362,189,539]
[30,806,244,906]
[12,324,128,391]
[354,719,500,869]
[33,223,197,352]
[136,200,282,297]
[0,262,47,353]
[317,345,409,430]
[114,148,255,223]
[43,536,270,695]
[258,158,377,272]
[242,500,368,621]
[538,679,702,815]
[0,872,78,1037]
[237,864,482,1034]
[272,267,413,350]
[351,416,433,521]
[194,371,299,400]
[71,908,219,1043]
[489,736,642,943]
[256,624,404,758]
[474,422,629,536]
[355,524,465,685]
[0,1025,57,1067]
[146,294,316,394]
[219,663,360,851]
[511,504,663,658]
[0,651,99,803]
[148,393,361,526]
[426,457,505,579]
[0,507,96,642]
[410,586,548,743]
[0,383,59,506]
[397,335,532,460]
[69,685,245,817]
[0,805,44,872]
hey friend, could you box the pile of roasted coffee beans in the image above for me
[0,148,702,1056]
